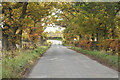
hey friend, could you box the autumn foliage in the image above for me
[74,39,119,55]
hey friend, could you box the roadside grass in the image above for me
[70,47,119,71]
[2,46,50,78]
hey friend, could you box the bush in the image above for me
[97,39,119,55]
[79,40,92,50]
[62,40,66,45]
[46,40,52,45]
[75,39,119,55]
[74,41,80,47]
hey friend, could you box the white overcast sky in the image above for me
[44,25,65,33]
[44,8,65,33]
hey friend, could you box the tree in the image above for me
[2,2,56,50]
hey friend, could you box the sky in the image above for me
[44,25,65,33]
[43,8,65,33]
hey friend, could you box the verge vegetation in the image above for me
[2,45,51,78]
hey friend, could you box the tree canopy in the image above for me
[1,2,120,50]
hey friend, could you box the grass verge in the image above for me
[2,46,50,78]
[70,47,119,71]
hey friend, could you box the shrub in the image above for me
[79,40,92,50]
[74,41,80,47]
[97,39,119,55]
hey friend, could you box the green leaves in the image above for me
[2,2,120,50]
[60,2,120,41]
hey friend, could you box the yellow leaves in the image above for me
[100,9,105,13]
[3,27,15,36]
[85,17,89,20]
[2,3,7,7]
[34,33,39,36]
[16,29,20,34]
[29,60,33,65]
[4,9,9,14]
[5,17,9,22]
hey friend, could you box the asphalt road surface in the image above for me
[28,40,118,78]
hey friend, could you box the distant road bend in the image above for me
[28,40,118,78]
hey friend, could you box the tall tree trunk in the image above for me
[87,35,89,41]
[40,36,44,45]
[104,24,107,40]
[19,2,28,49]
[91,34,94,41]
[2,33,11,50]
[96,32,101,41]
[111,26,115,39]
[111,16,116,39]
[19,30,22,48]
[2,6,12,50]
[79,34,82,41]
[2,2,28,50]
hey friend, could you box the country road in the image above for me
[28,40,118,78]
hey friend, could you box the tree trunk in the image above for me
[2,2,28,50]
[104,25,107,40]
[87,36,89,41]
[112,27,115,39]
[91,34,94,41]
[111,16,116,39]
[12,41,16,50]
[79,34,82,41]
[96,32,100,41]
[19,30,23,48]
[18,2,28,49]
[2,34,11,50]
[40,36,44,45]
